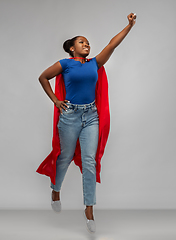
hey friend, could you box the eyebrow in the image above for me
[78,39,89,44]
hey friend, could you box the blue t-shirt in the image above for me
[59,57,99,104]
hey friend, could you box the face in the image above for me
[70,36,90,57]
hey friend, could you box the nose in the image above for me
[84,42,89,48]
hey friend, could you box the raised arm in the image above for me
[96,13,136,68]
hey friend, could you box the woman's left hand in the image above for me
[128,13,136,27]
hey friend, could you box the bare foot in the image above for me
[52,190,60,201]
[85,206,94,220]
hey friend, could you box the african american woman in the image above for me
[37,13,136,233]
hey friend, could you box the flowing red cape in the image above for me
[36,66,110,184]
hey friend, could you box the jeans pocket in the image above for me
[91,105,97,112]
[62,108,74,114]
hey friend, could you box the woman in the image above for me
[37,13,136,233]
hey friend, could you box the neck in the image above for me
[71,56,87,63]
[73,57,86,59]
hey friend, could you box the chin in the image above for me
[83,53,89,58]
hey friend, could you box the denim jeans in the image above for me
[50,100,99,206]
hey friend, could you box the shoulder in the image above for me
[59,58,70,64]
[59,58,72,71]
[88,57,99,69]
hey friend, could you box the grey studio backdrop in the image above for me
[0,0,176,210]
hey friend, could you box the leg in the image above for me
[79,109,99,219]
[51,112,81,196]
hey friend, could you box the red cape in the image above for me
[36,65,110,184]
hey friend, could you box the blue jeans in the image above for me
[50,101,99,206]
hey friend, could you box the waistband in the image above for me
[66,100,96,110]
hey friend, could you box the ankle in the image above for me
[52,190,60,201]
[85,206,94,220]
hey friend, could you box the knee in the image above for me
[82,155,96,173]
[56,156,72,167]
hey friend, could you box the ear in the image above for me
[70,46,74,52]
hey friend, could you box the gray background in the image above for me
[0,0,176,210]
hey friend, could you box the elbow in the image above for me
[39,72,49,83]
[38,75,44,83]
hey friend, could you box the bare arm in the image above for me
[38,61,69,113]
[96,13,136,68]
